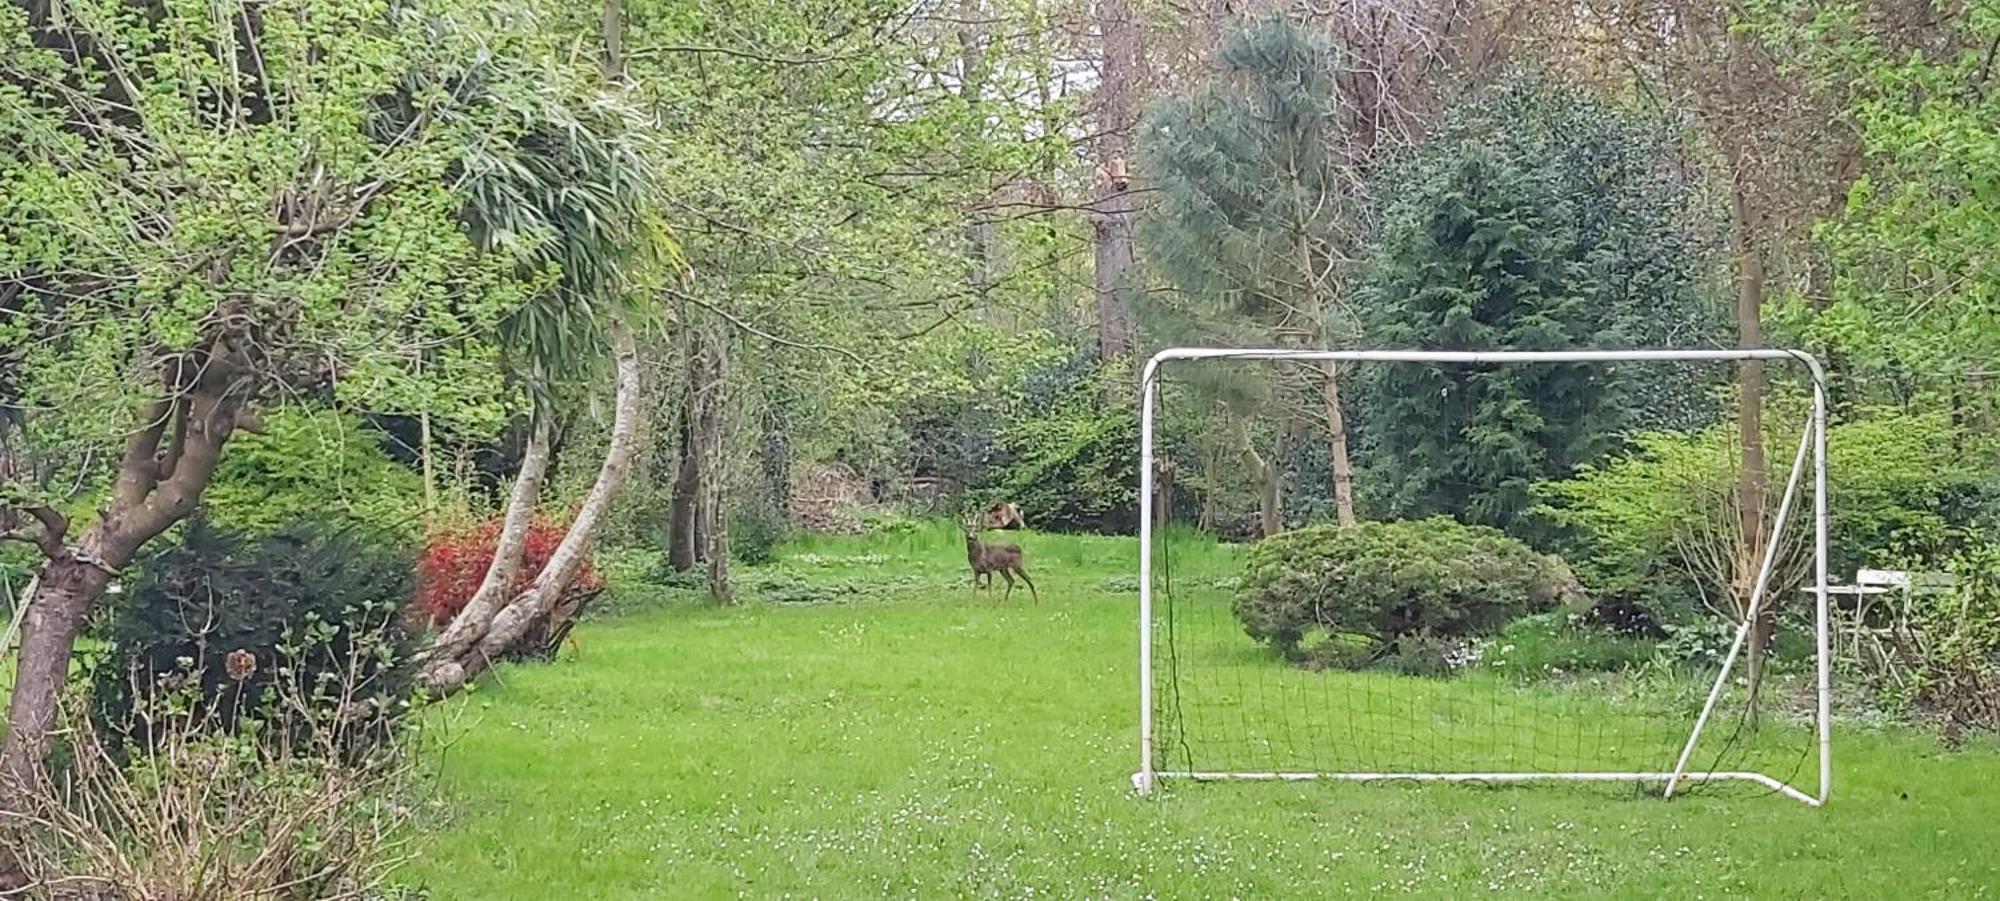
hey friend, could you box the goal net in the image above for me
[1137,348,1831,805]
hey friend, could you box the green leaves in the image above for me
[1233,517,1585,672]
[1759,2,2000,388]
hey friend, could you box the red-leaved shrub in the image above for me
[411,515,605,628]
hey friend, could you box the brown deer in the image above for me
[981,501,1025,530]
[961,519,1038,602]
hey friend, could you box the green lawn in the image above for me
[403,526,2000,898]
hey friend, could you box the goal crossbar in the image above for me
[1135,347,1832,806]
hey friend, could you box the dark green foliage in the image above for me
[1137,16,1348,323]
[981,355,1139,534]
[990,393,1139,534]
[1359,148,1610,529]
[730,505,787,566]
[1232,518,1586,672]
[89,517,419,756]
[1356,75,1723,533]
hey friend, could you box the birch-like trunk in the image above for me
[425,312,644,696]
[420,414,553,682]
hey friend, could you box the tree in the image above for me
[0,0,566,834]
[1138,16,1362,530]
[1758,1,2000,411]
[1092,0,1141,360]
[1355,75,1724,533]
[1359,148,1612,530]
[1520,0,1862,708]
[420,0,668,692]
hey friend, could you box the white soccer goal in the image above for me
[1135,348,1832,806]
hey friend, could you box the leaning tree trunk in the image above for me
[1234,419,1280,538]
[423,313,643,697]
[2,381,248,811]
[421,415,553,676]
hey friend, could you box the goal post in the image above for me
[1135,347,1832,806]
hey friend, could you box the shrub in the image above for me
[1482,612,1657,678]
[14,674,424,897]
[89,517,419,755]
[988,364,1139,534]
[201,408,428,542]
[1233,518,1586,673]
[1843,540,2000,739]
[1537,409,1991,626]
[411,513,605,629]
[730,506,788,566]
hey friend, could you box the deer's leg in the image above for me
[999,569,1014,601]
[1014,567,1038,603]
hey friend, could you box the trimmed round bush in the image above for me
[1232,517,1586,672]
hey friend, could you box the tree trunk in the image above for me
[0,558,108,796]
[761,383,793,525]
[600,0,623,79]
[1235,419,1280,538]
[1320,361,1357,526]
[1731,179,1772,719]
[1154,457,1176,531]
[668,421,700,570]
[1199,440,1219,532]
[422,415,552,676]
[667,338,703,572]
[1254,457,1280,538]
[1091,0,1139,360]
[2,383,246,804]
[427,313,644,696]
[701,335,732,602]
[957,0,995,304]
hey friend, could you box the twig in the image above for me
[628,44,865,66]
[666,288,866,364]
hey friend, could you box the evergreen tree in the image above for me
[1356,75,1724,534]
[1360,148,1613,529]
[1137,17,1361,530]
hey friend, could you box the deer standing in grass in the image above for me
[961,518,1038,602]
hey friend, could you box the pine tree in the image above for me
[1137,17,1360,530]
[1355,75,1722,535]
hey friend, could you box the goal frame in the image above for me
[1135,347,1832,806]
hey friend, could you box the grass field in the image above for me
[403,525,2000,898]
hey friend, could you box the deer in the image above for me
[961,517,1038,602]
[981,501,1025,530]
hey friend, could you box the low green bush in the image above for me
[1232,517,1586,673]
[1482,612,1656,678]
[89,516,419,757]
[730,506,788,566]
[1538,409,1994,626]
